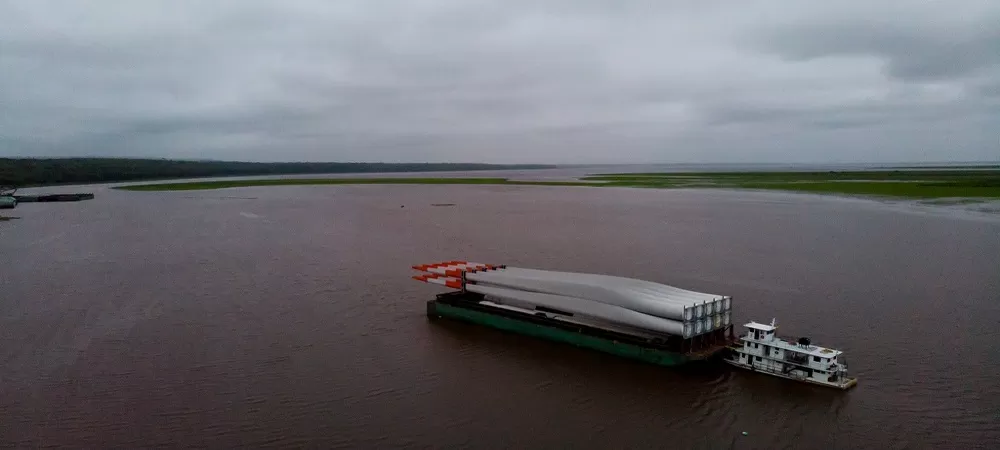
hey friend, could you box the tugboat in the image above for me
[724,319,857,390]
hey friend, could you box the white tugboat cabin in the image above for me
[725,319,857,389]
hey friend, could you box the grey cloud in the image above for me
[760,25,1000,81]
[759,19,1000,82]
[972,75,1000,98]
[0,0,997,163]
[707,102,993,134]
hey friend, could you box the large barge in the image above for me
[416,261,735,367]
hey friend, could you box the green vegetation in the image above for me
[0,158,555,187]
[583,170,1000,199]
[886,165,1000,170]
[115,168,1000,201]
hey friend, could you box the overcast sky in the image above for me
[1,1,997,164]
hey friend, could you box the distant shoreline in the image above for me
[6,157,1000,188]
[883,165,1000,170]
[115,169,1000,200]
[116,177,595,191]
[0,157,556,188]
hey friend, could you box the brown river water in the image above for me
[2,174,999,449]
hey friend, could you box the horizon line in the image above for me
[1,156,998,166]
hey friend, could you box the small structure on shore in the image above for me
[0,185,95,212]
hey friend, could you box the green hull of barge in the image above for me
[427,299,722,367]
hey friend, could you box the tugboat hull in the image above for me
[723,356,858,389]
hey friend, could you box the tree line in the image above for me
[0,158,554,187]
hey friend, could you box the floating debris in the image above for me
[431,203,456,207]
[0,216,21,221]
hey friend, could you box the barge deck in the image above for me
[428,292,734,367]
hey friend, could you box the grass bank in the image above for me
[115,170,1000,200]
[583,170,1000,199]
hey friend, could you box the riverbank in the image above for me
[582,170,1000,199]
[0,158,556,187]
[115,169,1000,200]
